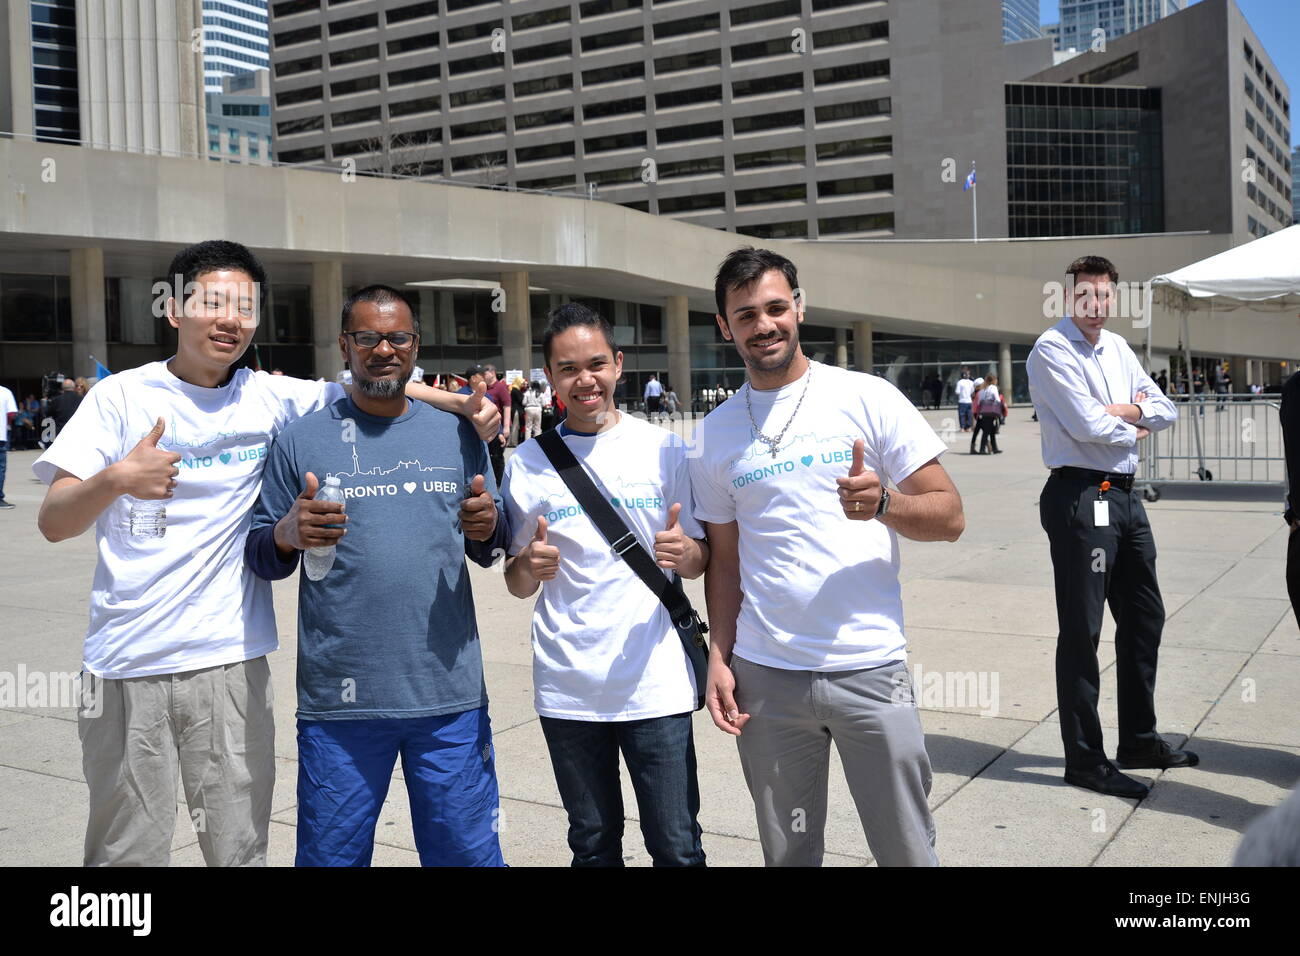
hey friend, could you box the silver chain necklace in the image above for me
[746,363,813,457]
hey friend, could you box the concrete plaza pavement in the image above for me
[1,407,1296,866]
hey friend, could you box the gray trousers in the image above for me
[732,656,938,867]
[78,656,275,867]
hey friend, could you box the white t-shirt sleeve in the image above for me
[867,378,948,486]
[260,372,345,423]
[500,453,535,557]
[688,421,736,524]
[31,378,127,485]
[669,444,706,540]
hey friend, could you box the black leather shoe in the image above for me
[1064,761,1150,799]
[1115,739,1200,770]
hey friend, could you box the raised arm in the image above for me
[404,379,500,441]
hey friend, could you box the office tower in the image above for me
[1057,0,1182,53]
[205,67,272,163]
[1002,0,1042,43]
[201,0,269,92]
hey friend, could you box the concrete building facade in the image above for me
[1030,0,1291,243]
[3,136,1297,411]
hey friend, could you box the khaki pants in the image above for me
[79,656,275,867]
[732,656,938,867]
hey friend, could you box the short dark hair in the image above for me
[165,240,267,303]
[714,246,800,318]
[1066,255,1119,284]
[542,302,617,366]
[341,284,420,334]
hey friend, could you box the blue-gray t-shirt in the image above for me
[249,397,507,720]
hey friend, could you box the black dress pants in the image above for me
[1039,472,1165,768]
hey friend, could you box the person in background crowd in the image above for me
[523,381,545,440]
[973,373,1003,455]
[510,376,526,446]
[47,379,82,437]
[0,382,16,509]
[954,368,974,432]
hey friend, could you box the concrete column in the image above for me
[69,247,107,380]
[999,341,1013,406]
[311,259,343,380]
[4,1,36,139]
[499,271,531,376]
[834,327,848,369]
[853,320,873,373]
[1228,355,1247,396]
[666,295,691,406]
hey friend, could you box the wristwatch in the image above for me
[875,487,891,518]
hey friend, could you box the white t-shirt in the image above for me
[954,378,974,403]
[689,362,947,671]
[32,361,343,679]
[500,412,704,721]
[0,385,16,442]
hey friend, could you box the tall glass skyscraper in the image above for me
[202,0,270,92]
[1058,0,1183,52]
[1002,0,1043,43]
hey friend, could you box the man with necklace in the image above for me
[689,247,965,866]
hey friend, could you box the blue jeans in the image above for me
[540,712,705,867]
[0,440,7,499]
[957,403,972,429]
[296,708,505,867]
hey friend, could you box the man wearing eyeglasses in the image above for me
[247,284,511,866]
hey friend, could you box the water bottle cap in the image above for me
[324,476,341,486]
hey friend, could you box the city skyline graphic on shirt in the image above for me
[326,444,460,483]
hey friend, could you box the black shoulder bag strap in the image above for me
[536,429,709,710]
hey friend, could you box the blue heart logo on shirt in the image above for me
[801,455,814,467]
[218,452,232,464]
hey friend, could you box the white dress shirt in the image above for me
[1026,316,1177,474]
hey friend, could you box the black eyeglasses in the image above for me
[343,330,419,350]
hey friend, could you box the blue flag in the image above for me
[93,357,112,379]
[963,168,976,191]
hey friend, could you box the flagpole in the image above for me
[971,163,978,243]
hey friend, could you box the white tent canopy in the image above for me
[1149,224,1300,312]
[1143,225,1300,371]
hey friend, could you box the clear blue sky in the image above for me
[1039,0,1299,147]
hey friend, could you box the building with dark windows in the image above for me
[205,68,274,163]
[1029,0,1290,240]
[1006,83,1163,238]
[1292,146,1299,224]
[1001,0,1041,43]
[202,0,271,93]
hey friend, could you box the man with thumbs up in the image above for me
[247,284,509,867]
[33,243,500,869]
[691,247,964,867]
[501,303,710,867]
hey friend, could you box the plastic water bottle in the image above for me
[303,476,345,581]
[129,498,166,538]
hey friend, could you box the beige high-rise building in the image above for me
[2,0,207,157]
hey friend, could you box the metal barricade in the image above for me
[1137,394,1287,501]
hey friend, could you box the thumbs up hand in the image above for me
[113,417,182,499]
[459,473,498,542]
[835,439,882,521]
[463,380,501,442]
[523,516,560,581]
[274,470,348,556]
[653,502,689,570]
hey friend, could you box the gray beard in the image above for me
[355,370,411,398]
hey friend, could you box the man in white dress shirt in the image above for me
[1027,255,1197,801]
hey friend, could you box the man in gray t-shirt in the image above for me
[247,285,510,866]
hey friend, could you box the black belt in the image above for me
[1050,467,1135,491]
